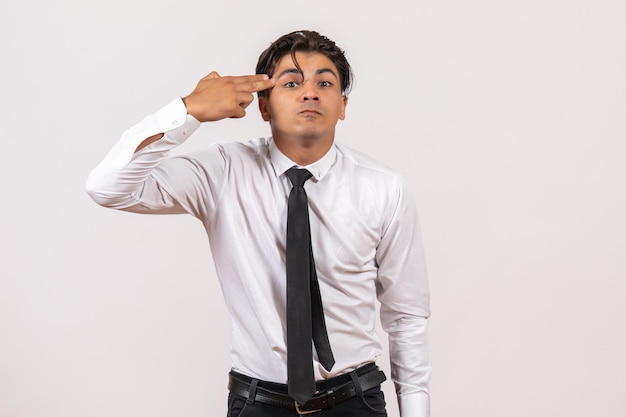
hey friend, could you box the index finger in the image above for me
[233,74,276,93]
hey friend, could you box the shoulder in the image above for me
[333,143,417,208]
[334,143,405,184]
[214,137,270,157]
[184,137,271,165]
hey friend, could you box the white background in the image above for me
[1,1,625,416]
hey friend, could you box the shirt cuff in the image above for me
[398,391,430,417]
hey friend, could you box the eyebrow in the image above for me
[275,67,339,80]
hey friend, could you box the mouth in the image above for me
[298,108,322,116]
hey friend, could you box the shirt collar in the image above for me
[269,137,337,181]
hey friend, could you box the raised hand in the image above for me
[182,72,275,122]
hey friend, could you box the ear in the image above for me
[258,96,271,122]
[338,96,348,120]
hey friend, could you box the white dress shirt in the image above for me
[86,98,431,416]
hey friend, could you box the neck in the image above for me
[273,134,334,166]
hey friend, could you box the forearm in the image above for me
[386,315,431,417]
[379,264,432,417]
[85,98,200,209]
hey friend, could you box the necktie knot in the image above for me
[287,168,313,187]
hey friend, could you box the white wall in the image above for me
[1,1,625,416]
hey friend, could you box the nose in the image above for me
[302,82,319,101]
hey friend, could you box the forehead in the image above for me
[273,51,339,75]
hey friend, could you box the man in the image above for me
[87,30,430,417]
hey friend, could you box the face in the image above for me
[258,51,348,147]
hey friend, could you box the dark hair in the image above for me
[256,30,353,98]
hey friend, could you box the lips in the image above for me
[298,108,322,115]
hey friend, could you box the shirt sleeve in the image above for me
[85,98,223,219]
[375,175,431,417]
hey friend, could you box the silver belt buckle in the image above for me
[295,401,322,415]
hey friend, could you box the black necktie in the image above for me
[285,168,335,405]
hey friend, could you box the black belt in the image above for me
[228,365,387,414]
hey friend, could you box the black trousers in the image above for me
[227,364,388,417]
